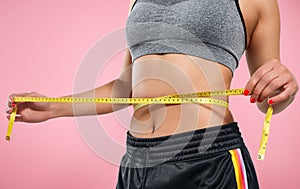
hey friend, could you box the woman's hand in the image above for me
[6,92,53,123]
[244,59,298,113]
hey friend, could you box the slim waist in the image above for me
[126,122,245,166]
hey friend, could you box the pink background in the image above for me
[0,0,299,188]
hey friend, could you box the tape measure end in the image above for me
[6,136,11,141]
[257,155,265,161]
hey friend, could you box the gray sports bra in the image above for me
[126,0,247,73]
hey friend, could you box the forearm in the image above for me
[49,78,132,118]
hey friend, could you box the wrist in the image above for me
[48,102,72,119]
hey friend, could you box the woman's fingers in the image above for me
[6,91,43,111]
[268,83,298,105]
[250,70,280,103]
[7,92,29,108]
[244,59,298,105]
[257,77,283,102]
[5,107,12,114]
[6,93,31,120]
[244,59,276,96]
[6,114,23,122]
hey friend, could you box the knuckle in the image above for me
[270,58,280,65]
[8,94,16,99]
[268,82,278,91]
[29,91,38,96]
[267,60,275,67]
[269,60,275,67]
[280,93,289,100]
[260,77,269,85]
[261,90,269,100]
[246,83,256,92]
[279,65,287,72]
[255,72,263,80]
[252,89,260,98]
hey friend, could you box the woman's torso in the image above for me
[127,0,258,138]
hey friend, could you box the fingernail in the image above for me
[11,103,16,107]
[257,99,263,103]
[250,97,256,103]
[268,99,274,105]
[244,89,250,96]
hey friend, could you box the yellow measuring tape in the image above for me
[6,88,272,161]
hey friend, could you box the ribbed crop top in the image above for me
[126,0,247,73]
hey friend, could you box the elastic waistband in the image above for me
[126,122,245,166]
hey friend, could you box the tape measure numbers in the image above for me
[6,106,17,141]
[257,105,273,161]
[10,96,229,106]
[6,88,273,161]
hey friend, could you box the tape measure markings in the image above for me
[6,107,17,141]
[257,105,273,161]
[6,88,273,161]
[13,96,228,105]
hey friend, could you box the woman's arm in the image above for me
[7,49,133,122]
[244,0,298,114]
[7,1,135,123]
[51,49,133,118]
[52,0,135,117]
[51,0,135,118]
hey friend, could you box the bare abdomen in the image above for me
[130,54,234,138]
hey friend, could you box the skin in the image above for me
[6,0,298,138]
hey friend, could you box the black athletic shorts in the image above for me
[116,122,259,189]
